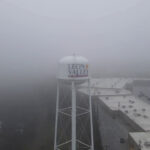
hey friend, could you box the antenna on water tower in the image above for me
[54,55,94,150]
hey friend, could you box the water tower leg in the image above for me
[54,81,59,150]
[72,81,76,150]
[88,79,94,150]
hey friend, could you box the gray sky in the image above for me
[0,0,150,83]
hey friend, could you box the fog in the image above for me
[1,1,150,150]
[0,0,150,84]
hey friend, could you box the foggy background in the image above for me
[1,0,150,86]
[0,1,150,150]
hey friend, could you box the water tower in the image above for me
[54,55,94,150]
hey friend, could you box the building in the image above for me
[79,78,150,150]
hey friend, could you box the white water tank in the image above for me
[58,55,89,81]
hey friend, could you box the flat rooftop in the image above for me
[129,132,150,150]
[79,78,150,131]
[80,78,133,89]
[79,88,131,96]
[99,95,150,131]
[79,78,150,149]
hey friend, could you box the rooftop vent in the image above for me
[137,113,141,117]
[129,100,132,103]
[142,108,146,112]
[129,105,133,108]
[106,97,109,100]
[143,115,148,119]
[98,91,101,94]
[129,100,135,104]
[122,105,126,109]
[115,90,120,93]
